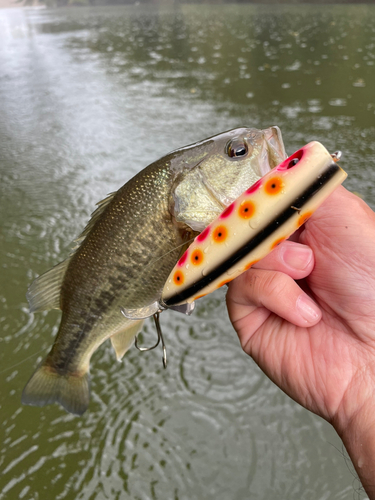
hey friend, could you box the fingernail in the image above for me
[296,295,321,323]
[282,245,313,270]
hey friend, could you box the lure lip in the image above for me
[121,299,195,319]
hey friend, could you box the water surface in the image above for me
[1,4,374,499]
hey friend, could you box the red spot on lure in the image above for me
[220,204,234,218]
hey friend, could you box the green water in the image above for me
[1,3,374,499]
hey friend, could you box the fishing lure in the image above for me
[125,141,347,365]
[161,141,347,308]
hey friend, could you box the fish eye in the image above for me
[234,145,247,157]
[227,140,249,159]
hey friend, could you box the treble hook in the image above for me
[134,312,167,369]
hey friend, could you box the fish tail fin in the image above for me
[21,361,90,416]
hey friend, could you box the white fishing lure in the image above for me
[161,141,347,308]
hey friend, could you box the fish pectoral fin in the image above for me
[21,360,90,416]
[27,258,70,313]
[110,319,144,361]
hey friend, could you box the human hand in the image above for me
[226,186,375,497]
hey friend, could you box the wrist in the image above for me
[333,383,375,498]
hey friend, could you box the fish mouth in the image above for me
[256,126,287,177]
[264,126,287,163]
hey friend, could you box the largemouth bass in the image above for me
[161,142,347,307]
[22,126,286,415]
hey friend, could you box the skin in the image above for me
[226,186,375,497]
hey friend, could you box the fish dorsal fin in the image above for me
[27,258,70,313]
[27,192,117,314]
[110,319,144,361]
[74,192,117,246]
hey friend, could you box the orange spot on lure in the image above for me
[212,225,228,243]
[173,270,184,286]
[264,177,284,195]
[238,200,256,219]
[191,249,204,265]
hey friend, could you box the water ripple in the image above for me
[1,4,373,499]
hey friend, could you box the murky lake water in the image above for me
[1,3,374,499]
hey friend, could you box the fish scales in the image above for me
[22,126,287,415]
[48,163,184,373]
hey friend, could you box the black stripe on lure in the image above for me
[122,142,347,367]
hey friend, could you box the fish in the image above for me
[22,126,287,415]
[161,141,347,308]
